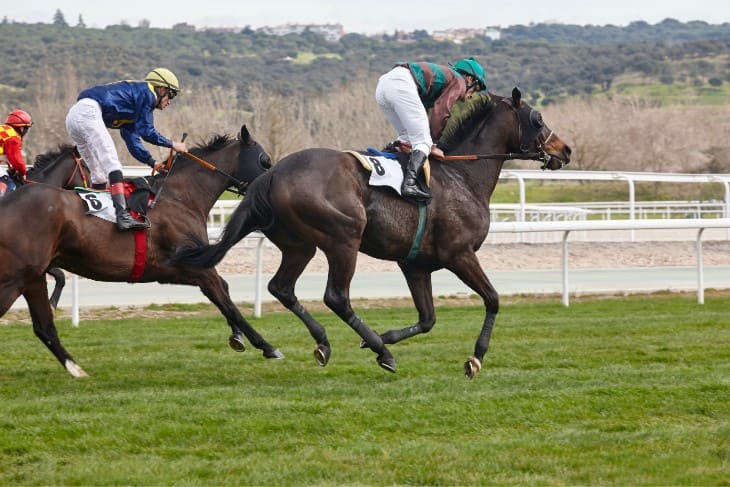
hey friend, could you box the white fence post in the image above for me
[72,274,79,327]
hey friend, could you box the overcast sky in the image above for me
[5,0,728,34]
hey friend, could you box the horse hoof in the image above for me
[228,334,246,352]
[264,349,285,359]
[377,355,397,373]
[64,360,88,378]
[313,345,330,367]
[464,356,482,379]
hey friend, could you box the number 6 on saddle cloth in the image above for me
[76,178,155,225]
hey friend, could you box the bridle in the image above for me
[439,97,565,169]
[502,97,564,170]
[25,148,90,189]
[69,150,90,188]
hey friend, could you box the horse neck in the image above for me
[30,160,77,189]
[445,124,511,200]
[161,158,235,217]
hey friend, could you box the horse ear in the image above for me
[512,87,522,106]
[240,124,251,144]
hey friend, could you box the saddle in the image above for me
[345,149,431,199]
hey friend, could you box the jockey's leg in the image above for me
[109,171,148,231]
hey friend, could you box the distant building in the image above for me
[257,23,345,42]
[172,22,196,32]
[432,27,501,43]
[201,26,242,33]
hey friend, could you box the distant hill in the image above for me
[0,18,728,107]
[500,18,730,44]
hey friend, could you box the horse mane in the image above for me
[31,144,77,171]
[438,93,498,153]
[191,134,233,156]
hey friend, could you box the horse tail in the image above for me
[169,173,275,268]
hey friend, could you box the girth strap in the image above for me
[404,203,427,262]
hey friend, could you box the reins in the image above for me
[179,151,248,195]
[24,149,90,188]
[151,138,250,208]
[437,152,544,161]
[70,151,90,188]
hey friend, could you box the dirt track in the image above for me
[3,240,729,325]
[215,240,730,275]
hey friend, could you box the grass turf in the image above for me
[0,293,728,485]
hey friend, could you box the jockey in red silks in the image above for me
[0,109,33,196]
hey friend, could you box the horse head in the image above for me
[180,124,272,196]
[439,88,571,171]
[504,87,571,170]
[234,125,272,192]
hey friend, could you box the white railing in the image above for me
[61,169,730,324]
[490,218,730,306]
[498,169,730,240]
[62,218,730,326]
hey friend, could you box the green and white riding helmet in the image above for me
[452,57,486,92]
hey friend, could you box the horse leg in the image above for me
[47,267,66,310]
[377,265,437,345]
[446,253,499,379]
[197,270,283,359]
[267,246,332,366]
[323,249,396,373]
[25,276,88,377]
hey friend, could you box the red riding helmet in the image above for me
[5,109,33,127]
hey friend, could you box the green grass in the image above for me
[492,180,727,204]
[290,51,342,64]
[612,80,730,106]
[1,294,728,485]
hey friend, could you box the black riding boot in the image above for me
[111,192,149,231]
[401,150,431,201]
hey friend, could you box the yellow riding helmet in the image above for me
[145,68,180,93]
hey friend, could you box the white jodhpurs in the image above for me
[65,98,122,185]
[375,66,432,155]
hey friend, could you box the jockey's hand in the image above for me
[172,141,187,153]
[430,145,445,160]
[397,141,412,153]
[152,161,168,175]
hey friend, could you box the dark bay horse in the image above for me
[0,125,282,377]
[5,146,91,308]
[170,88,572,378]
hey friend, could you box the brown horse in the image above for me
[170,88,572,378]
[6,145,91,308]
[0,125,282,377]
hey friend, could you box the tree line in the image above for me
[0,17,727,109]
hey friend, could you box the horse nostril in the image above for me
[564,146,572,158]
